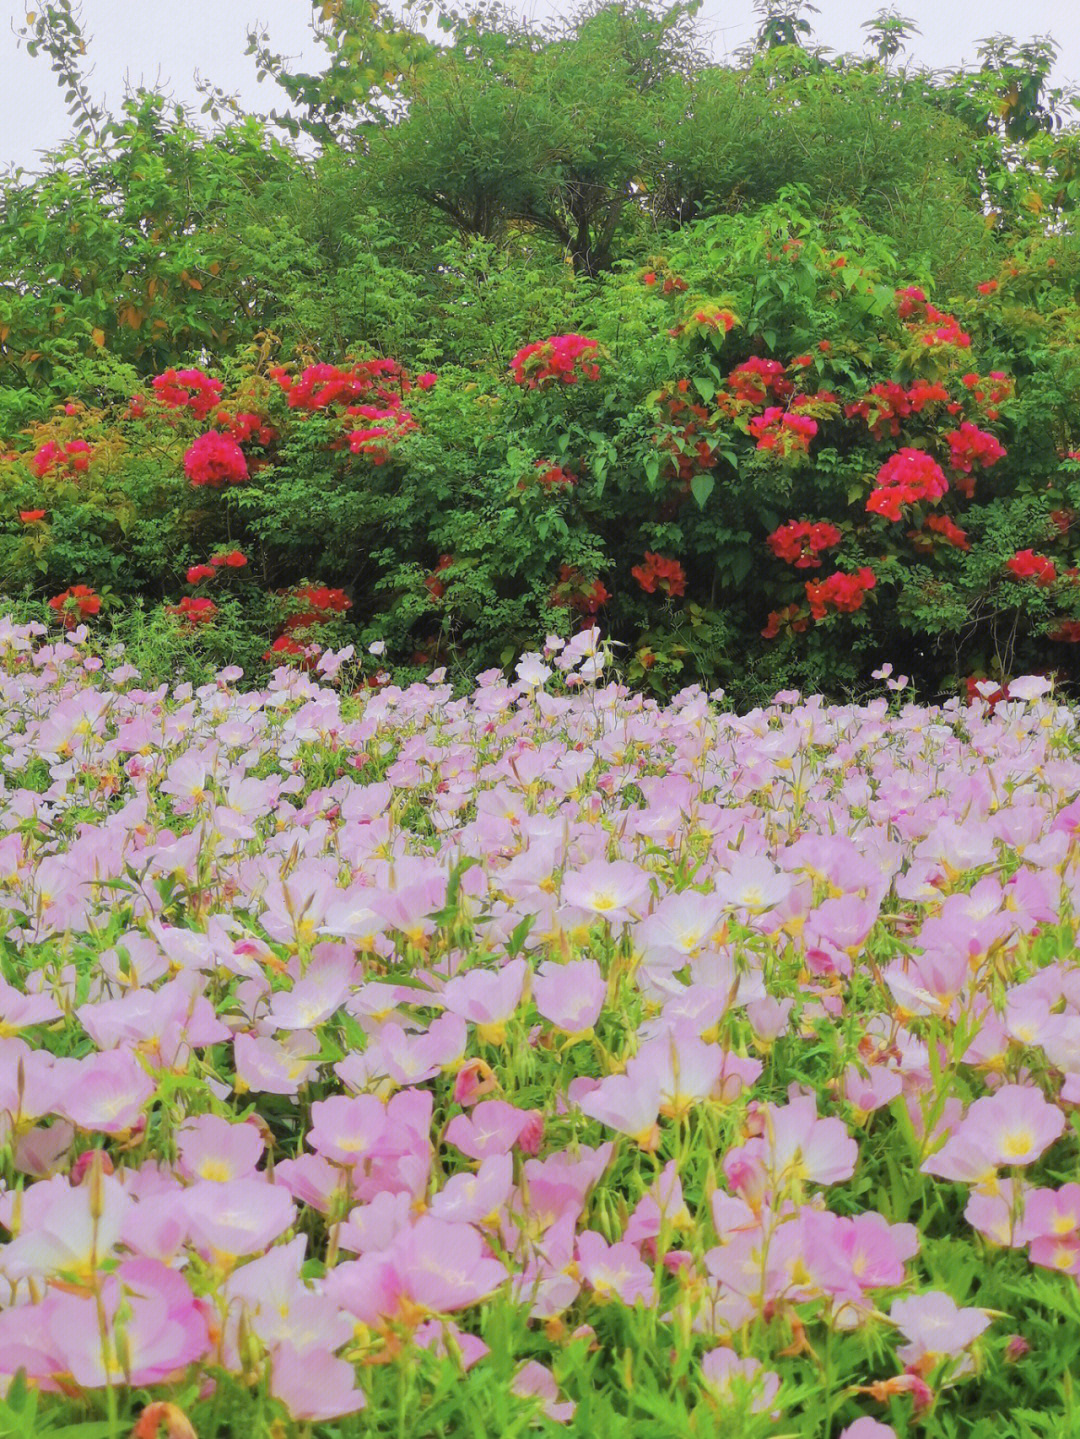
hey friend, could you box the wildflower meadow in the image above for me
[0,618,1078,1438]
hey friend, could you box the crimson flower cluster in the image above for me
[748,408,817,455]
[767,520,843,569]
[728,357,792,406]
[866,449,949,522]
[631,553,686,598]
[30,440,92,479]
[510,335,600,389]
[910,514,971,552]
[424,556,455,601]
[187,551,248,585]
[804,568,877,620]
[1007,550,1057,586]
[551,564,609,615]
[151,368,225,420]
[48,584,100,628]
[168,596,218,628]
[946,422,1007,476]
[184,431,249,489]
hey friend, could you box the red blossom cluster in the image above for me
[961,371,1012,420]
[652,381,719,487]
[213,410,276,447]
[184,431,250,489]
[767,520,843,569]
[804,568,876,619]
[893,289,971,349]
[631,552,686,597]
[728,358,792,406]
[19,509,45,523]
[748,407,817,455]
[535,462,576,489]
[282,585,351,631]
[424,555,454,601]
[48,584,100,628]
[186,551,247,584]
[866,449,949,521]
[669,304,738,340]
[167,596,218,628]
[1049,620,1080,643]
[761,603,810,639]
[909,514,970,552]
[945,422,1006,475]
[846,381,956,440]
[30,439,92,478]
[510,335,600,389]
[151,368,225,420]
[551,564,609,615]
[1006,550,1057,586]
[346,407,418,464]
[270,360,414,411]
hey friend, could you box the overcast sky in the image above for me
[0,0,1077,173]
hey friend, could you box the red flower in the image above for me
[19,509,46,523]
[168,596,218,627]
[48,584,101,628]
[30,439,92,479]
[510,335,600,389]
[186,564,217,584]
[631,552,686,598]
[1049,619,1080,643]
[1006,550,1057,586]
[866,448,949,521]
[550,564,609,615]
[184,431,249,488]
[151,368,224,420]
[282,585,352,630]
[977,280,999,295]
[212,550,248,568]
[762,603,810,639]
[642,271,657,286]
[424,555,454,601]
[728,357,792,405]
[748,407,817,455]
[946,422,1006,475]
[804,568,876,620]
[767,519,842,569]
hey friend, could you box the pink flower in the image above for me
[561,859,652,922]
[269,1344,366,1420]
[533,958,606,1033]
[511,1360,576,1421]
[890,1290,991,1363]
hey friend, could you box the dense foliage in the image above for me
[3,0,1080,699]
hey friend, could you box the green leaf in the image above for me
[690,472,715,508]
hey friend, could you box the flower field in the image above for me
[2,619,1080,1439]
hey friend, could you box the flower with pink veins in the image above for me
[269,1343,366,1420]
[701,1347,781,1414]
[181,1177,295,1262]
[962,1083,1065,1168]
[441,956,528,1044]
[512,1360,576,1421]
[533,958,606,1035]
[386,1216,507,1315]
[55,1049,155,1134]
[445,1099,539,1159]
[430,1152,514,1226]
[576,1230,655,1305]
[0,1170,132,1282]
[578,1071,662,1150]
[890,1290,991,1366]
[46,1258,210,1387]
[176,1114,264,1182]
[561,858,652,923]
